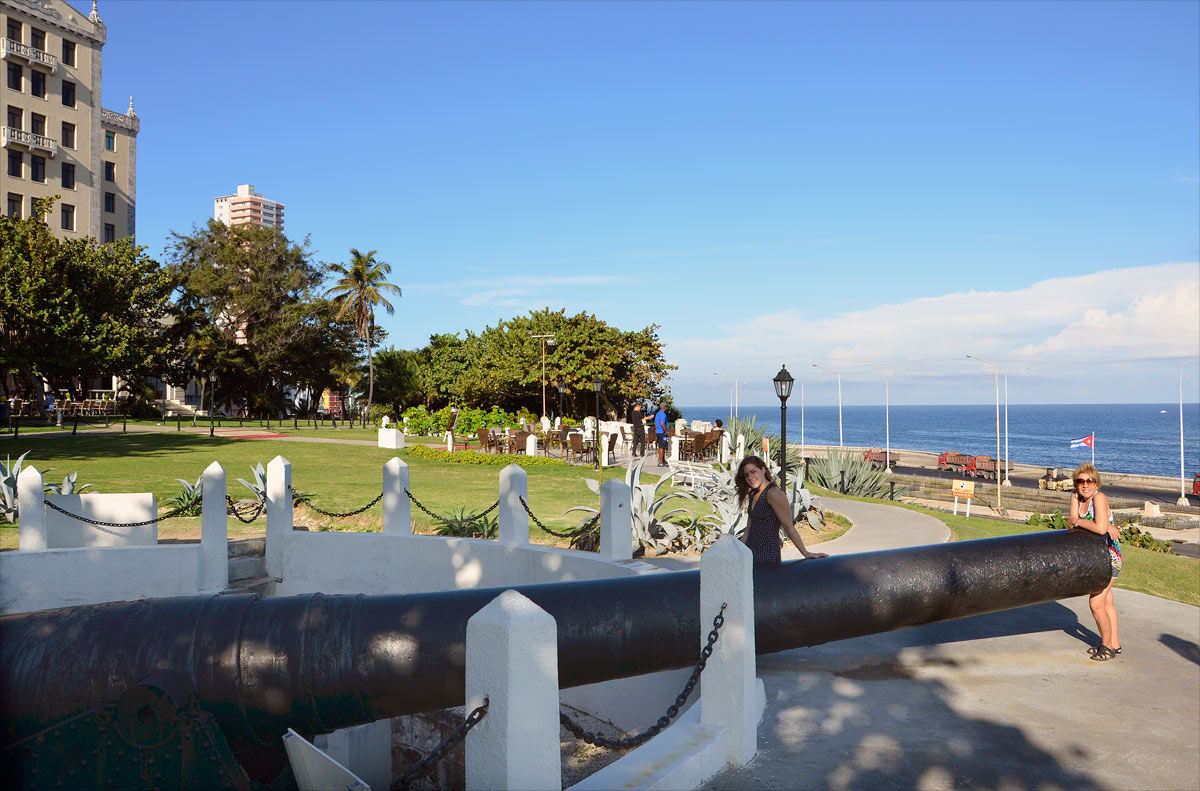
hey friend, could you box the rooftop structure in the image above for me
[213,183,284,231]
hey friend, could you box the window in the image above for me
[104,223,115,243]
[31,155,45,182]
[104,192,115,212]
[61,162,74,189]
[6,150,20,178]
[61,121,74,148]
[62,40,75,67]
[30,112,44,136]
[6,63,20,92]
[30,28,45,51]
[7,193,20,219]
[103,161,114,182]
[60,203,74,231]
[31,70,44,98]
[61,81,74,108]
[6,19,20,42]
[6,105,20,129]
[104,130,114,150]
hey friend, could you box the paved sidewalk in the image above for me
[694,497,1200,791]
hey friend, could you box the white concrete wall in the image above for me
[275,532,659,596]
[43,493,157,548]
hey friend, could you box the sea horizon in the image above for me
[678,402,1200,479]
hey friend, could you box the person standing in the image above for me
[1068,463,1122,660]
[654,403,669,466]
[735,455,828,565]
[631,403,647,457]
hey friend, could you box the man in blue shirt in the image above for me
[654,404,669,466]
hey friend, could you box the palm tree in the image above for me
[324,249,402,417]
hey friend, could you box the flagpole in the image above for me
[1091,432,1095,466]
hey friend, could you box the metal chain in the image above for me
[42,499,191,530]
[390,699,489,790]
[225,495,265,523]
[518,496,600,538]
[560,602,727,750]
[291,487,383,518]
[406,489,501,528]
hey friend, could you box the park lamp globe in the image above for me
[773,365,794,488]
[773,365,794,402]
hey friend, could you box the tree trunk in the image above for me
[366,315,375,418]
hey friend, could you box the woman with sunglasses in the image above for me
[735,455,828,565]
[1067,463,1122,660]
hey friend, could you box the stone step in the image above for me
[228,537,265,558]
[220,576,277,596]
[228,554,265,583]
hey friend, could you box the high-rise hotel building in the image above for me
[213,184,284,232]
[1,0,138,242]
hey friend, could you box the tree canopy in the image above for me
[0,198,172,402]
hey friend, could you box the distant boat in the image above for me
[1161,410,1167,413]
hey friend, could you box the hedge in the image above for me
[406,445,570,467]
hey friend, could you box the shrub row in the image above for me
[406,444,570,468]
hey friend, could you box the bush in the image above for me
[1026,511,1173,553]
[406,445,569,467]
[401,405,521,437]
[808,449,905,499]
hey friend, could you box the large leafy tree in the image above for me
[418,308,676,417]
[364,347,424,415]
[165,221,357,416]
[324,249,402,416]
[0,198,172,409]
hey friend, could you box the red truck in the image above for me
[864,448,900,470]
[938,452,977,476]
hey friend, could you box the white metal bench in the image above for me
[668,462,719,492]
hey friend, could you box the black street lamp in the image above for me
[592,378,604,469]
[208,371,218,438]
[556,383,567,419]
[773,365,794,489]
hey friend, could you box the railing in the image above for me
[1,126,58,157]
[1,38,58,72]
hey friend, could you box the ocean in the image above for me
[679,403,1200,479]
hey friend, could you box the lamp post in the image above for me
[1003,373,1011,486]
[531,333,557,418]
[1180,359,1197,506]
[885,374,905,473]
[812,364,842,447]
[557,383,567,419]
[713,373,739,422]
[208,371,217,438]
[773,365,794,489]
[592,378,604,470]
[966,354,1002,514]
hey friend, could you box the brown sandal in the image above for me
[1087,645,1121,656]
[1091,645,1117,661]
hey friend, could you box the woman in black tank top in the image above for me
[735,456,828,565]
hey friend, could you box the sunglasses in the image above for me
[1075,478,1097,485]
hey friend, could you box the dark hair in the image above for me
[715,419,723,428]
[735,455,772,509]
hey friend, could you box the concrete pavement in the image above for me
[694,496,1200,791]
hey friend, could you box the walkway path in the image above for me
[690,496,1200,791]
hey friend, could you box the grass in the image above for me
[807,484,1199,607]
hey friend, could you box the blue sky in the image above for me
[94,0,1198,407]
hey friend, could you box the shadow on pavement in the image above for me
[1159,633,1200,666]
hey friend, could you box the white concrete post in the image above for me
[720,432,732,464]
[525,433,539,457]
[466,590,561,791]
[377,427,404,449]
[445,430,455,452]
[199,461,229,591]
[498,464,528,546]
[554,417,561,430]
[382,457,410,536]
[17,466,46,551]
[599,479,632,561]
[670,435,681,462]
[266,455,292,579]
[599,432,610,467]
[700,533,757,767]
[736,434,746,462]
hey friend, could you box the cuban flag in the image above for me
[1070,434,1094,449]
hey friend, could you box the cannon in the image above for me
[1,530,1110,788]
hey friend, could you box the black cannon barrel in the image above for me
[1,530,1109,749]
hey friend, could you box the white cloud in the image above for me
[668,263,1200,402]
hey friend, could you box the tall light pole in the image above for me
[812,364,842,447]
[713,373,738,421]
[592,378,604,470]
[208,371,217,438]
[885,374,904,473]
[773,365,794,490]
[967,354,1002,514]
[531,334,556,418]
[1179,359,1197,506]
[1003,373,1011,486]
[800,382,807,460]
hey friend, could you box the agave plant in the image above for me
[808,449,906,499]
[43,471,95,495]
[434,506,499,539]
[0,451,40,523]
[237,461,307,505]
[566,456,700,556]
[165,473,205,517]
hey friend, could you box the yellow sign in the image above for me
[952,480,975,499]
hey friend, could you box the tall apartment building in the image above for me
[1,0,138,242]
[213,184,284,231]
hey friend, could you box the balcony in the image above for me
[2,126,58,157]
[2,38,58,73]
